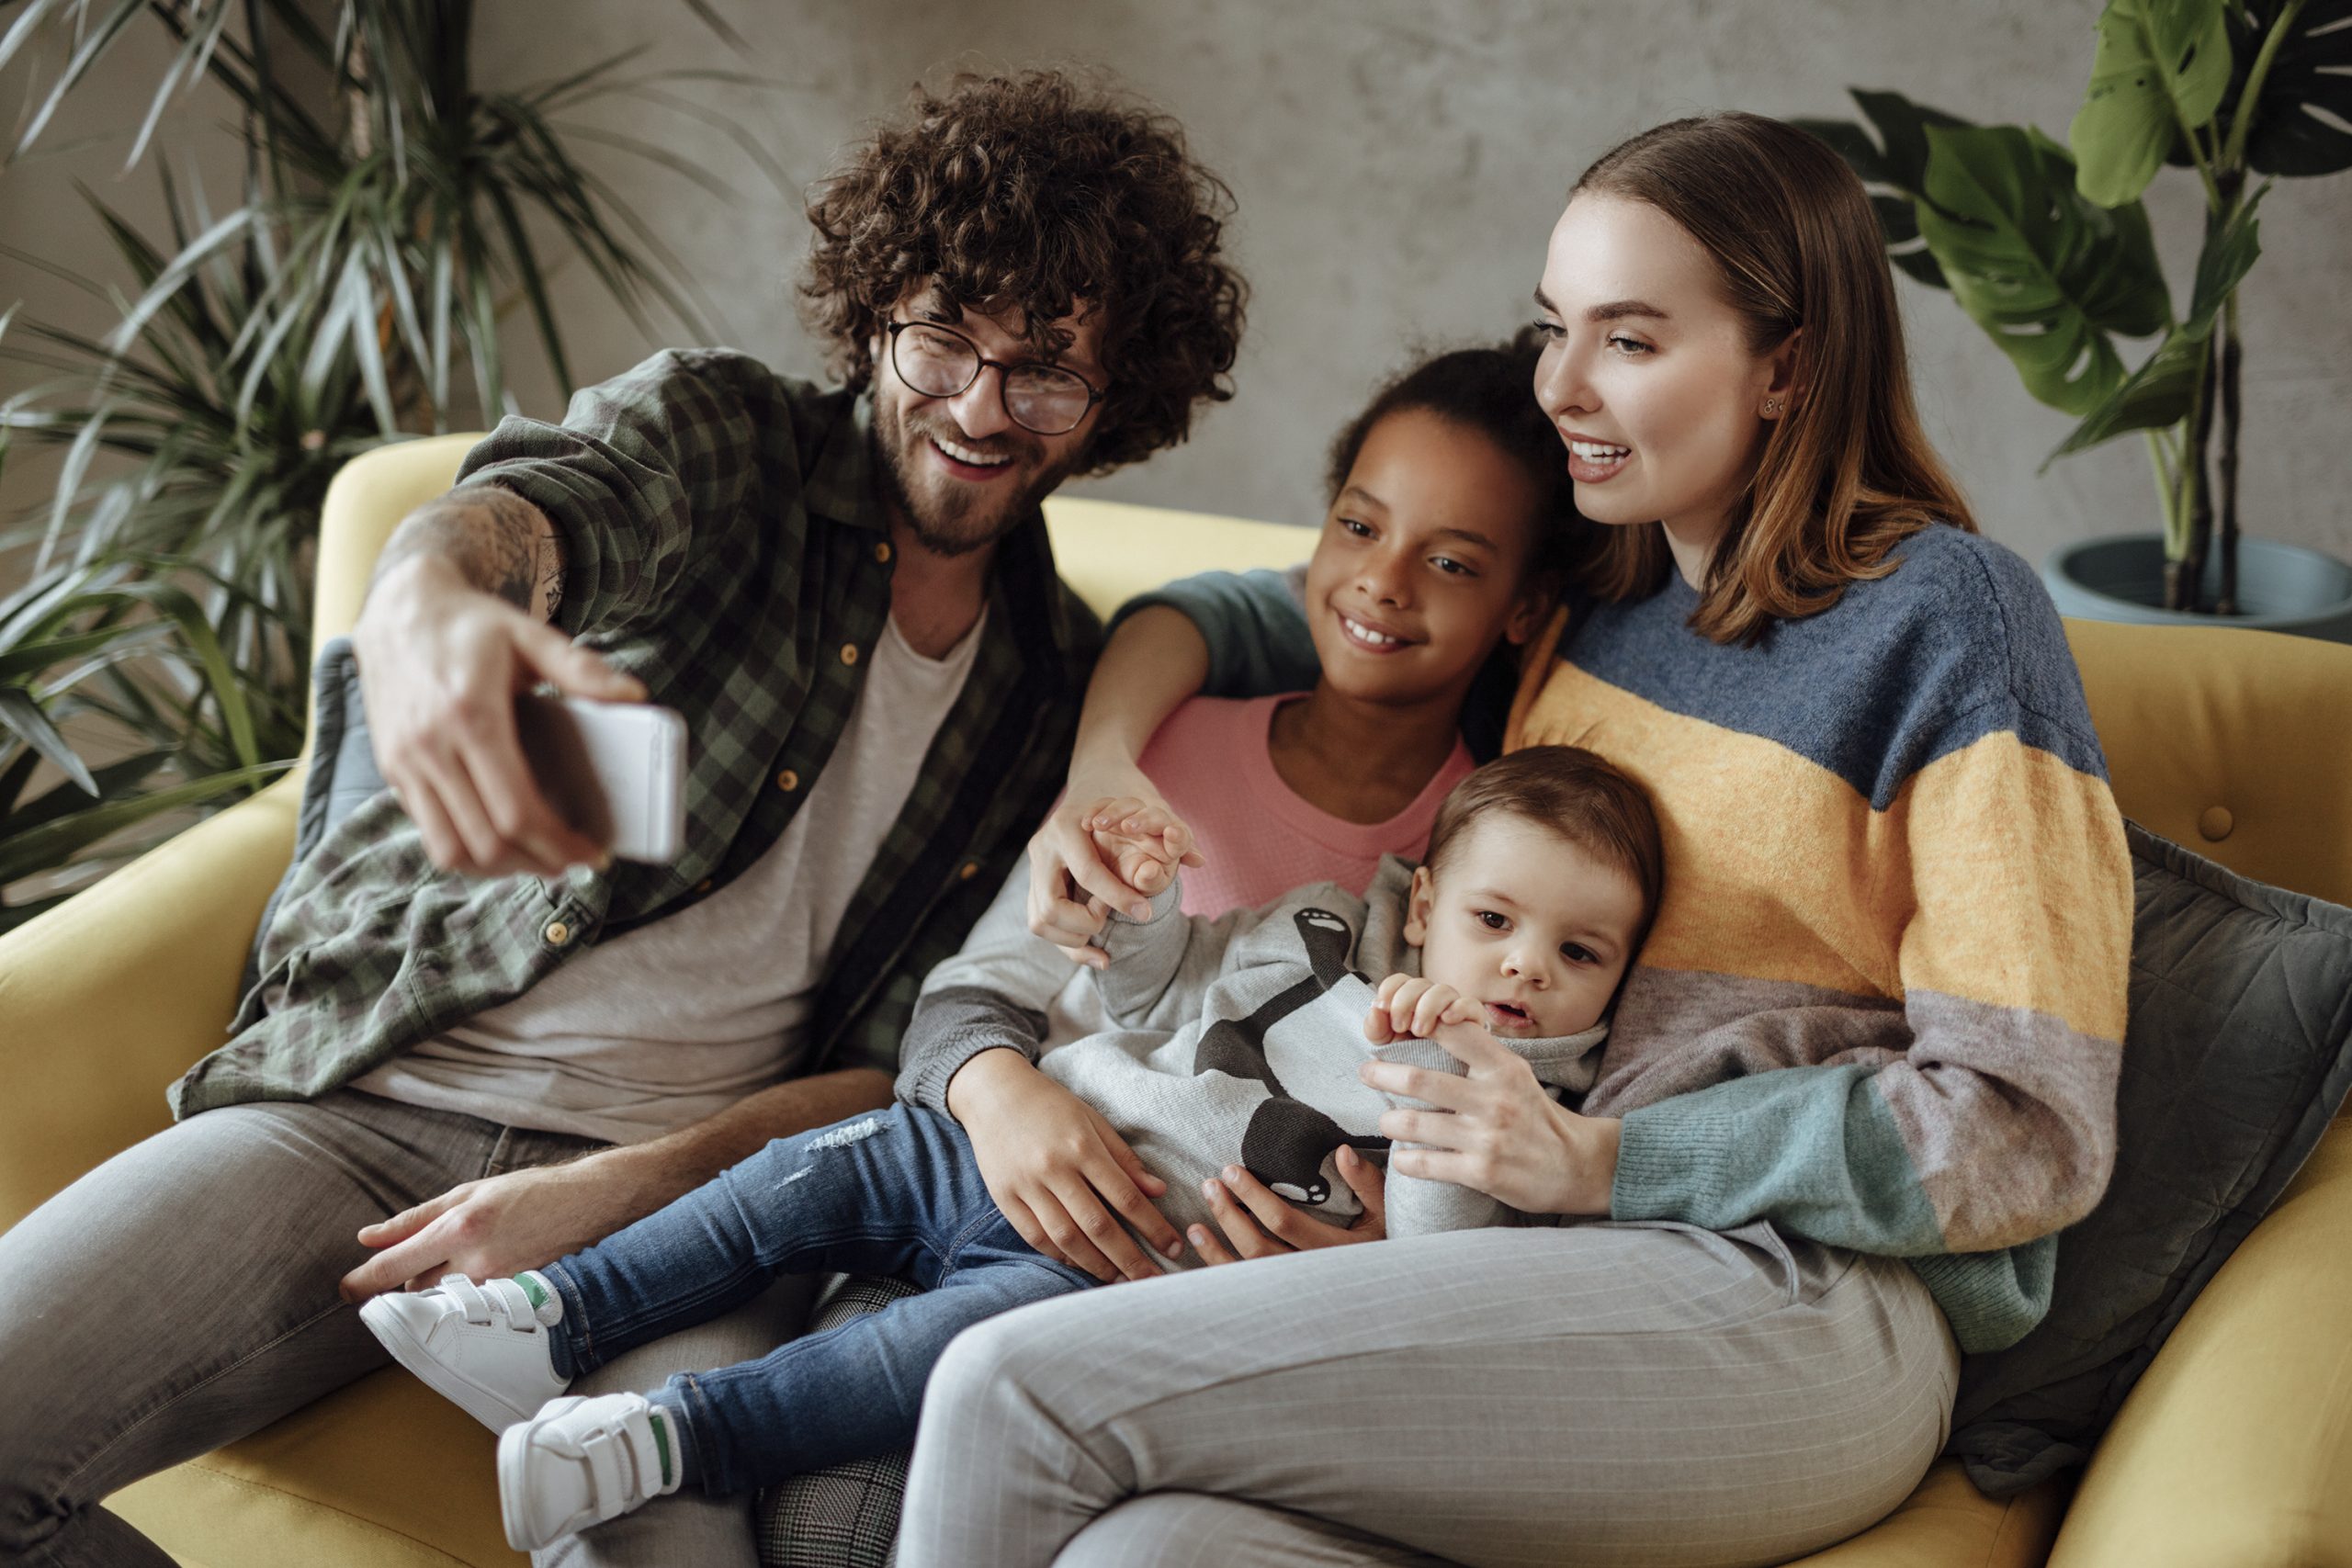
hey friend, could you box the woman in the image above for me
[894,113,2132,1568]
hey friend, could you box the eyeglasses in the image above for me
[885,320,1104,436]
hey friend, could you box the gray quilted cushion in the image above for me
[757,1273,918,1568]
[1945,821,2352,1495]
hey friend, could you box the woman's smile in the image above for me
[1562,434,1634,484]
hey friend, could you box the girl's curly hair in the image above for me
[799,70,1248,474]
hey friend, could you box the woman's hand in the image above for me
[1024,774,1202,968]
[1359,1021,1621,1216]
[1187,1147,1386,1266]
[947,1048,1185,1281]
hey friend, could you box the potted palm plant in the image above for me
[0,0,778,927]
[1797,0,2352,640]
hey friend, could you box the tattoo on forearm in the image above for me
[372,484,563,615]
[536,549,567,625]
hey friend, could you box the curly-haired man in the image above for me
[0,70,1245,1568]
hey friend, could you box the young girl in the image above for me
[938,336,1577,1284]
[360,339,1587,1546]
[901,112,2133,1568]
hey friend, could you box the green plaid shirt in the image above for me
[171,350,1100,1119]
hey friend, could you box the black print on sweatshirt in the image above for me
[1192,907,1390,1205]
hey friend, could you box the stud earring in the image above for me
[1764,398,1783,416]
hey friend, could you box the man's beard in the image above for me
[872,396,1077,558]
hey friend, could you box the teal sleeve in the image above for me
[1111,568,1319,698]
[1611,1063,1945,1255]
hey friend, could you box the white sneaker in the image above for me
[498,1392,678,1551]
[357,1272,571,1432]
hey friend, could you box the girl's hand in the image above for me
[1188,1147,1386,1265]
[1364,975,1478,1043]
[1024,773,1203,968]
[1359,1021,1621,1215]
[1087,803,1194,901]
[947,1048,1185,1281]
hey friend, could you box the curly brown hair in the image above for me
[799,69,1248,474]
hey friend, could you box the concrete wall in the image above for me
[7,0,2348,577]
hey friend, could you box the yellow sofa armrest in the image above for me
[0,772,302,1230]
[2047,1110,2352,1568]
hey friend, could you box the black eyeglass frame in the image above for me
[883,319,1106,436]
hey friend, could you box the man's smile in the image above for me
[927,432,1016,479]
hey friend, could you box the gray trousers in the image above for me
[897,1219,1960,1568]
[0,1089,810,1568]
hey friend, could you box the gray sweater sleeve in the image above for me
[1087,875,1278,1028]
[896,863,1085,1114]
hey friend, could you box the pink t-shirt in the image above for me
[1136,694,1476,919]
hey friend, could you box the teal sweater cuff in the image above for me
[1610,1097,1736,1224]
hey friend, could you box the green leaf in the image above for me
[6,0,144,160]
[1917,124,2173,414]
[2044,327,2209,463]
[0,624,149,682]
[2244,0,2352,175]
[2071,0,2235,205]
[2187,180,2268,331]
[0,686,99,796]
[1792,91,1975,291]
[0,761,286,887]
[1850,88,1976,194]
[2044,180,2265,467]
[4,748,175,834]
[100,207,256,358]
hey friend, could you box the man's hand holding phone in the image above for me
[355,554,650,878]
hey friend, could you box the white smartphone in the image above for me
[514,693,688,864]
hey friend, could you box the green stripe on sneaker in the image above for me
[648,1409,673,1487]
[518,1271,551,1311]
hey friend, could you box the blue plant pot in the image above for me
[2043,535,2352,644]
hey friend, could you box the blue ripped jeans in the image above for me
[538,1103,1096,1496]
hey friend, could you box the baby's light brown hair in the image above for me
[1424,746,1665,949]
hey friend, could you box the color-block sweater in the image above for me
[1132,524,2132,1351]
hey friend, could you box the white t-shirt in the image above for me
[351,608,988,1144]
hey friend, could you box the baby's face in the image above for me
[1406,815,1647,1038]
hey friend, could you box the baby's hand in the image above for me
[1365,975,1479,1043]
[1083,798,1193,902]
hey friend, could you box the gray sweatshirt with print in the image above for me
[896,855,1608,1251]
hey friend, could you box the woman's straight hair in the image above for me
[1572,113,1977,644]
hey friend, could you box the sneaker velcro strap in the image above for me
[581,1427,634,1520]
[440,1273,493,1326]
[485,1277,539,1332]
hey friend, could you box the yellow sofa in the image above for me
[3,434,2347,1568]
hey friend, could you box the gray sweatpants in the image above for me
[0,1089,810,1568]
[898,1219,1959,1568]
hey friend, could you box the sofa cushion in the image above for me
[1944,820,2352,1495]
[758,1273,918,1567]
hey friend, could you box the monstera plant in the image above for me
[1797,0,2352,618]
[0,0,776,928]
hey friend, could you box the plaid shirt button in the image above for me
[776,769,800,792]
[544,921,571,946]
[841,643,860,667]
[874,541,892,564]
[958,861,981,880]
